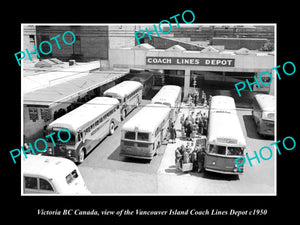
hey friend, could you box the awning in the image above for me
[23,69,129,108]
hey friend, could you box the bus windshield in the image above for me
[137,132,149,141]
[65,169,79,185]
[227,147,244,156]
[209,145,226,155]
[124,131,135,140]
[208,144,244,156]
[46,130,76,145]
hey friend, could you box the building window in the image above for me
[29,35,35,43]
[40,35,51,55]
[28,108,39,122]
[73,36,81,55]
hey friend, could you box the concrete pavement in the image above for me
[78,102,275,195]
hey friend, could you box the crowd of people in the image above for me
[169,89,212,173]
[180,110,208,141]
[175,142,206,173]
[188,90,212,107]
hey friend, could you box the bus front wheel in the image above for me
[109,122,115,135]
[78,148,85,163]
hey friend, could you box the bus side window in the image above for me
[86,127,90,133]
[24,176,38,189]
[39,178,54,191]
[77,132,83,142]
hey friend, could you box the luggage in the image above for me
[181,163,193,172]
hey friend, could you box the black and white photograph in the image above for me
[21,23,276,195]
[4,5,298,224]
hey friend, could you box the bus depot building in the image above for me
[23,66,130,143]
[109,44,275,104]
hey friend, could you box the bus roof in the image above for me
[254,94,275,112]
[208,112,246,146]
[122,104,171,133]
[23,155,76,180]
[103,80,142,99]
[48,97,119,133]
[160,85,182,92]
[151,85,181,107]
[210,95,236,113]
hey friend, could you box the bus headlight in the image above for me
[48,147,53,155]
[212,161,216,165]
[233,168,238,172]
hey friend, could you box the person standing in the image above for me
[183,148,190,164]
[203,113,208,135]
[169,123,177,144]
[186,121,193,141]
[191,148,198,171]
[197,147,206,173]
[198,115,203,135]
[175,147,182,164]
[180,113,185,137]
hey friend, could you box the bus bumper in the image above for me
[120,148,155,160]
[44,147,77,162]
[258,120,274,136]
[205,167,244,175]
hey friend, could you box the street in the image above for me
[78,99,275,195]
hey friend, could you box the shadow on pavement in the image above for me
[164,165,240,181]
[107,144,167,165]
[242,115,274,140]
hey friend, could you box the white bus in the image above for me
[103,80,143,120]
[44,97,120,163]
[120,104,171,159]
[209,95,236,114]
[23,155,90,194]
[252,94,275,136]
[205,96,246,174]
[151,85,182,122]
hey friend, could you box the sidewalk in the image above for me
[158,103,208,176]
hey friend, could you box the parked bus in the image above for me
[44,97,120,163]
[23,155,90,194]
[125,70,154,98]
[252,94,275,136]
[130,74,154,98]
[205,96,246,174]
[151,85,182,122]
[120,104,171,159]
[103,81,143,120]
[209,95,236,114]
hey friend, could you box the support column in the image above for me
[183,69,191,101]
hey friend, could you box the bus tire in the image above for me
[256,122,261,135]
[78,148,85,163]
[109,121,115,135]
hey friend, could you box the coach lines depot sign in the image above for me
[146,57,235,67]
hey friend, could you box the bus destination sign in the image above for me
[146,57,235,67]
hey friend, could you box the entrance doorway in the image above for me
[190,71,256,108]
[164,70,185,87]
